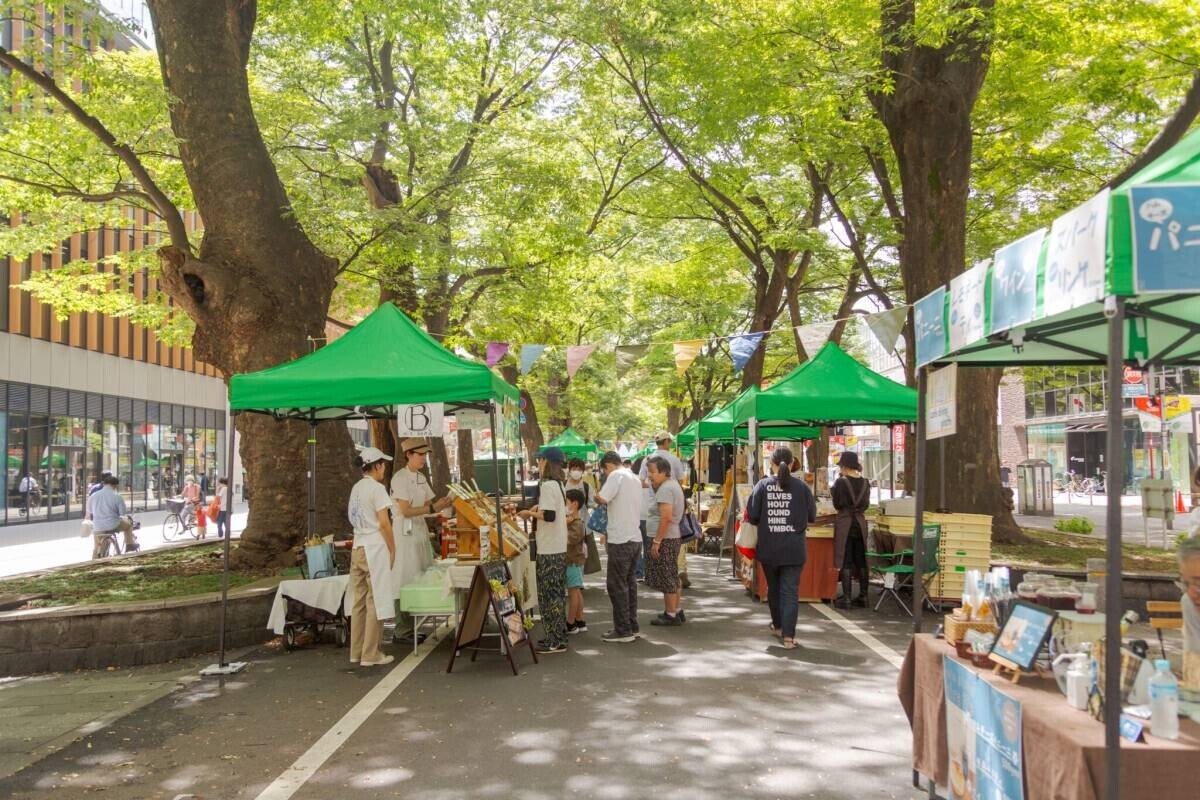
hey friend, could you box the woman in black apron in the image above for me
[831,451,870,608]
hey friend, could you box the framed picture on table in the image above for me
[989,600,1058,673]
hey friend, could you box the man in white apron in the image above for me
[347,447,397,667]
[391,437,453,645]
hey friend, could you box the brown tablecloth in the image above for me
[898,634,1199,800]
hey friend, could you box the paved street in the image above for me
[0,555,926,800]
[0,504,248,579]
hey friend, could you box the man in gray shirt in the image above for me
[638,432,686,483]
[91,475,137,557]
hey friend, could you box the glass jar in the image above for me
[1076,582,1098,614]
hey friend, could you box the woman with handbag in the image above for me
[831,451,871,609]
[746,447,816,649]
[518,447,570,654]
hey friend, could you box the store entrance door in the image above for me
[45,447,86,519]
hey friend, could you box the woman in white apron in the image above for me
[390,437,453,645]
[347,447,397,667]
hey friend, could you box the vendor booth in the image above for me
[905,129,1200,799]
[726,343,919,605]
[209,303,533,673]
[542,427,599,462]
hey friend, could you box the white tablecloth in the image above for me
[440,550,538,610]
[266,575,350,634]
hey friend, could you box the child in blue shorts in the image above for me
[564,488,588,634]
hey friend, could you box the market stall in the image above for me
[542,427,600,462]
[907,128,1200,799]
[728,343,919,604]
[210,303,525,673]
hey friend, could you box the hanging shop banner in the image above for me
[396,402,444,437]
[1129,184,1200,292]
[989,228,1045,333]
[1164,395,1194,434]
[944,656,1025,800]
[1121,366,1148,398]
[948,262,989,352]
[915,288,948,367]
[926,365,958,440]
[1043,189,1110,317]
[1135,397,1163,433]
[456,410,489,430]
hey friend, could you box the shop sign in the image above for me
[1068,393,1087,415]
[926,365,958,440]
[1129,184,1200,292]
[948,262,988,352]
[892,425,906,452]
[944,656,1024,800]
[455,410,489,430]
[396,402,444,437]
[989,228,1044,334]
[1121,366,1148,398]
[1163,395,1193,433]
[915,287,947,367]
[1043,189,1109,317]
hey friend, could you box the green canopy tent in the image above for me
[543,428,600,461]
[729,342,917,488]
[676,420,699,459]
[696,386,821,445]
[206,303,520,674]
[909,127,1200,799]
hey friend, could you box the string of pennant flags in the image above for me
[476,304,909,380]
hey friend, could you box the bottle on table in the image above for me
[1149,659,1180,740]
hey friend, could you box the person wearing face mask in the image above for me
[565,458,595,509]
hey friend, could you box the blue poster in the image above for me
[914,287,947,367]
[990,229,1044,333]
[1130,184,1200,292]
[944,656,1024,800]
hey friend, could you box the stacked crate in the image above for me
[873,512,992,601]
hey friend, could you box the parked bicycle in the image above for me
[162,497,197,541]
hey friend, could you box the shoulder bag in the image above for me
[735,507,758,558]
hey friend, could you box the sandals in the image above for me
[780,639,798,650]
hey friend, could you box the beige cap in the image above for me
[401,437,431,454]
[654,431,672,443]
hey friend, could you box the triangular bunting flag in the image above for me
[566,344,597,379]
[519,344,546,375]
[614,344,648,377]
[729,332,764,373]
[796,321,836,359]
[864,306,908,354]
[673,339,704,376]
[485,341,510,367]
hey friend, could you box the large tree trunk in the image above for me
[871,0,1024,544]
[148,0,356,567]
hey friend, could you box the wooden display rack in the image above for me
[990,653,1051,685]
[452,496,524,560]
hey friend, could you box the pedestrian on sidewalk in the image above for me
[215,476,231,538]
[347,447,397,668]
[595,450,643,642]
[565,489,589,635]
[646,456,686,627]
[519,447,570,654]
[831,451,871,609]
[747,447,815,649]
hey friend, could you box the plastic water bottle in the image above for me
[1149,659,1180,740]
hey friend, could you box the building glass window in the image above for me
[8,413,27,522]
[28,415,49,517]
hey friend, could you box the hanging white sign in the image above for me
[455,410,489,430]
[1043,189,1110,318]
[396,402,444,437]
[948,262,989,352]
[926,365,958,440]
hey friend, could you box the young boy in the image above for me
[564,488,588,634]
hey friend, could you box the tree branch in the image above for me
[0,47,190,252]
[1105,69,1200,189]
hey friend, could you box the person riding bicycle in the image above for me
[91,475,138,558]
[182,474,201,523]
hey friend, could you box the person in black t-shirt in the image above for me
[831,451,871,608]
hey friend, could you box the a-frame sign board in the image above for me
[446,561,538,676]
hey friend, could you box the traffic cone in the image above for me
[1176,491,1186,513]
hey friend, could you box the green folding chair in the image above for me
[871,524,941,616]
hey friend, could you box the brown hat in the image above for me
[401,437,431,455]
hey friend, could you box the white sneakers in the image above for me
[358,655,395,667]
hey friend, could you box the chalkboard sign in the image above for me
[446,561,538,676]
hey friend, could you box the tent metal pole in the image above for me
[888,424,895,501]
[218,413,237,666]
[912,369,928,631]
[490,401,502,556]
[938,437,946,512]
[1103,298,1125,800]
[308,421,317,541]
[748,419,759,484]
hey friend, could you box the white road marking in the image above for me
[809,603,906,669]
[254,621,453,800]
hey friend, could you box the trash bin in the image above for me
[1017,459,1054,517]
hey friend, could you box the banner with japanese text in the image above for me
[944,656,1024,800]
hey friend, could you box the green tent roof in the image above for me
[229,303,518,419]
[695,386,821,442]
[544,427,599,459]
[675,420,699,447]
[731,342,917,428]
[917,126,1200,368]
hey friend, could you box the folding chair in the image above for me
[872,524,941,616]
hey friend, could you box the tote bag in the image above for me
[734,509,758,559]
[583,532,602,574]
